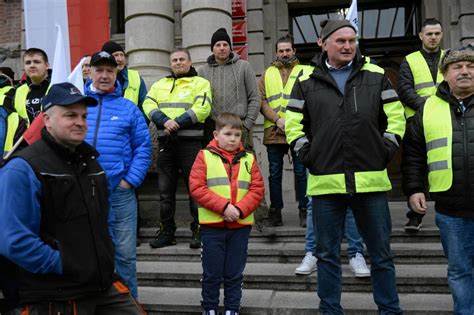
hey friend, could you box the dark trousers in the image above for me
[200,226,251,312]
[157,138,201,232]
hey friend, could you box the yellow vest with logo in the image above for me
[264,64,311,129]
[405,50,444,118]
[198,150,255,225]
[14,84,30,124]
[422,95,452,192]
[123,69,140,105]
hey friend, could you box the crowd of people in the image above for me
[0,17,473,315]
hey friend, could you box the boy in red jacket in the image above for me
[189,112,264,315]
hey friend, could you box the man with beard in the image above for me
[143,48,211,249]
[398,18,445,231]
[258,34,310,228]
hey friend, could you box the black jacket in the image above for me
[402,82,474,218]
[289,51,404,193]
[398,49,442,111]
[15,129,115,302]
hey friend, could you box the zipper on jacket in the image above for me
[92,96,103,148]
[352,86,358,112]
[461,112,470,210]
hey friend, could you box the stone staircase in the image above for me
[136,197,453,314]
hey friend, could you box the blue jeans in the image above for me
[265,144,308,210]
[200,226,251,312]
[111,186,138,299]
[304,199,364,257]
[435,212,474,314]
[312,193,402,314]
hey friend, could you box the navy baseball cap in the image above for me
[42,82,97,111]
[90,51,118,67]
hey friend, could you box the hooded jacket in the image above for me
[189,138,264,229]
[84,80,151,190]
[285,51,405,195]
[198,53,260,130]
[402,81,474,218]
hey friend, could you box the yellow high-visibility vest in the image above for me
[405,50,444,118]
[422,95,452,192]
[123,69,141,105]
[198,150,255,225]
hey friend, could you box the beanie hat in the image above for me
[439,44,474,74]
[320,19,356,41]
[211,28,232,51]
[101,41,124,55]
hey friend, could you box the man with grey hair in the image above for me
[402,44,474,314]
[285,19,405,314]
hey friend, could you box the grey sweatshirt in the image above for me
[198,52,260,130]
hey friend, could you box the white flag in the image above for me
[346,0,359,34]
[68,57,86,94]
[51,25,69,84]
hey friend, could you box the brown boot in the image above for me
[299,208,307,228]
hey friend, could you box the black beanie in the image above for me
[320,19,356,41]
[211,28,232,51]
[101,41,124,55]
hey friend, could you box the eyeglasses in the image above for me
[441,43,474,66]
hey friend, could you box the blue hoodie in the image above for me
[84,80,151,190]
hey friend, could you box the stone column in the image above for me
[181,0,232,67]
[124,0,174,87]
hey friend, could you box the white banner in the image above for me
[346,0,359,34]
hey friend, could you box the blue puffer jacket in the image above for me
[84,81,151,190]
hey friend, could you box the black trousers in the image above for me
[157,138,201,232]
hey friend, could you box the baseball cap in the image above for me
[42,82,97,111]
[90,51,118,67]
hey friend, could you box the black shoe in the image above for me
[269,208,283,226]
[299,208,307,228]
[405,216,423,232]
[150,227,177,248]
[190,226,201,249]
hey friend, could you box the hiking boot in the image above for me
[224,311,239,315]
[405,216,423,232]
[349,252,371,278]
[190,226,201,249]
[295,252,317,275]
[202,310,217,315]
[269,207,283,226]
[149,226,177,248]
[299,208,307,228]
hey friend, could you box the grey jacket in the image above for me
[198,52,260,129]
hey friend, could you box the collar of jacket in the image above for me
[206,138,247,164]
[41,128,99,162]
[311,49,365,73]
[26,69,51,88]
[206,52,240,67]
[436,81,474,107]
[271,57,299,69]
[167,66,198,79]
[85,79,123,98]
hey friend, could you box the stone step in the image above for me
[137,287,453,314]
[137,261,449,294]
[137,242,447,264]
[138,226,441,244]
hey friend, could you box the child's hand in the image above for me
[223,204,240,222]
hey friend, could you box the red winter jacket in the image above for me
[189,139,264,229]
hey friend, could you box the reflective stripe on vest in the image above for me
[123,69,141,105]
[422,95,453,192]
[14,84,30,124]
[198,150,255,225]
[405,50,444,118]
[263,65,310,129]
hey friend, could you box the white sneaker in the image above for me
[295,252,317,275]
[349,252,371,278]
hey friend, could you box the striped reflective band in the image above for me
[428,160,448,171]
[414,81,435,90]
[159,102,191,109]
[381,89,398,101]
[294,136,309,153]
[156,129,204,137]
[426,137,448,151]
[287,99,304,110]
[207,177,229,187]
[238,181,250,190]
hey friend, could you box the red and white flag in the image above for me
[23,0,109,71]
